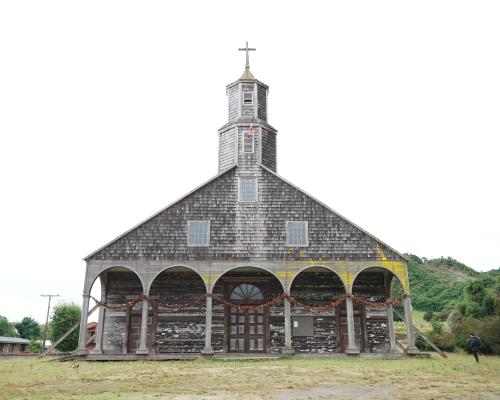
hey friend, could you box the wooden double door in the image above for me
[227,306,267,352]
[225,281,269,353]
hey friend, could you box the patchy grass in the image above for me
[0,353,499,399]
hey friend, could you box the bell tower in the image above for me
[218,42,278,173]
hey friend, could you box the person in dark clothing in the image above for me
[467,333,481,363]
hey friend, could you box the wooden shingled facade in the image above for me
[87,166,402,263]
[77,49,420,358]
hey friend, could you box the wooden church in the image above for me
[77,44,419,359]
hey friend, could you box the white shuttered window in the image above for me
[187,221,210,246]
[286,221,308,247]
[239,177,257,202]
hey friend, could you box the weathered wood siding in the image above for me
[218,128,236,172]
[228,84,239,120]
[150,270,206,353]
[90,167,402,263]
[261,128,276,172]
[257,83,267,121]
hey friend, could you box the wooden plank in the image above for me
[85,334,96,346]
[395,339,406,352]
[42,305,98,356]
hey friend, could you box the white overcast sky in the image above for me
[1,1,499,323]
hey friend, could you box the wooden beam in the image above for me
[85,334,96,347]
[395,339,406,352]
[41,305,98,356]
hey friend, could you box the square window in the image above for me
[286,221,308,247]
[187,221,210,246]
[239,177,257,202]
[243,92,253,105]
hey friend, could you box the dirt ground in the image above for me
[1,353,499,400]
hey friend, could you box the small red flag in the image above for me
[247,124,254,138]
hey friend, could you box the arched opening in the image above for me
[85,267,144,354]
[289,267,346,354]
[351,266,404,353]
[149,267,206,354]
[212,267,284,354]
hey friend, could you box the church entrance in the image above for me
[226,283,267,353]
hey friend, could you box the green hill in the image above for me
[405,254,497,315]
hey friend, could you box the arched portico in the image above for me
[77,266,144,354]
[149,266,207,354]
[288,266,347,354]
[208,266,285,354]
[351,266,417,354]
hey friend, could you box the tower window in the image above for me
[243,92,253,105]
[243,133,254,153]
[286,221,308,247]
[239,177,258,202]
[187,221,210,246]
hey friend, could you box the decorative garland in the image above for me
[91,292,404,313]
[208,293,286,312]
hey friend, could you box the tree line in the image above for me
[0,303,80,353]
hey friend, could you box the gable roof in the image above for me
[86,164,408,263]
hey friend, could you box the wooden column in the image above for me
[403,295,419,353]
[76,293,90,352]
[136,293,150,355]
[93,275,107,354]
[345,296,360,354]
[387,305,397,352]
[283,296,294,354]
[201,294,214,355]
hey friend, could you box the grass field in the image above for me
[1,353,499,400]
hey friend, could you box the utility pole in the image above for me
[41,294,59,351]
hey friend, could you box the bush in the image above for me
[452,316,500,355]
[431,321,444,335]
[28,340,43,353]
[49,303,81,352]
[416,331,455,353]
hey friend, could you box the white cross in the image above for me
[238,41,256,70]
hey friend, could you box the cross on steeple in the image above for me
[238,41,256,71]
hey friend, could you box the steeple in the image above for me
[218,43,278,173]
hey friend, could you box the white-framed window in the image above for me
[187,221,210,246]
[286,221,308,247]
[243,133,254,153]
[239,177,258,202]
[243,92,253,105]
